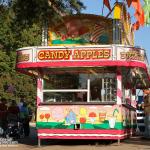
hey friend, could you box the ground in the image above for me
[0,123,150,150]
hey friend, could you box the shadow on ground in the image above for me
[123,136,150,146]
[17,125,150,147]
[17,126,38,146]
[41,139,116,146]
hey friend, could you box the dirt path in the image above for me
[0,124,150,150]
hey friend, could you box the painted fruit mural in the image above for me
[36,105,136,130]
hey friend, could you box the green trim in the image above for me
[93,121,123,130]
[52,39,88,44]
[36,121,126,130]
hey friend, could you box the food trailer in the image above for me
[16,3,150,145]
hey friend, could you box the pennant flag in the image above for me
[114,3,122,19]
[103,0,111,11]
[132,0,142,15]
[126,0,133,7]
[132,0,145,27]
[132,21,140,31]
[140,9,145,26]
[134,9,145,26]
[127,12,131,19]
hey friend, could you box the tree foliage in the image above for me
[0,0,84,111]
[1,0,85,26]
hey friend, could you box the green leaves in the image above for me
[16,24,41,48]
[0,7,15,51]
[0,51,11,74]
[0,0,85,110]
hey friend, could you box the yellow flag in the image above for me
[114,3,122,19]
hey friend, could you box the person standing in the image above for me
[7,100,20,121]
[20,102,30,137]
[18,98,24,110]
[0,98,7,132]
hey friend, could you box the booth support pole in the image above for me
[38,138,41,147]
[37,77,43,106]
[87,79,90,102]
[117,68,122,105]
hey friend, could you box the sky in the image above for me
[80,0,150,62]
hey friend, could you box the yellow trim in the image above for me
[48,29,53,46]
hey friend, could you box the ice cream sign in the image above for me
[37,48,111,61]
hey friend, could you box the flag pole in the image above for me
[106,6,115,18]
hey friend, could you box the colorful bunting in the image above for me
[103,0,111,11]
[132,21,140,31]
[140,9,145,26]
[126,0,133,7]
[114,3,122,19]
[131,0,145,29]
[132,0,142,15]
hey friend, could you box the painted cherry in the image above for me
[40,114,44,121]
[45,113,50,122]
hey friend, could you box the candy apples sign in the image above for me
[37,48,111,61]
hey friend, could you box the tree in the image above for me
[0,0,85,113]
[1,0,85,27]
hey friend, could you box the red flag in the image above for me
[127,12,131,21]
[139,9,145,26]
[134,9,145,26]
[103,0,111,11]
[126,0,133,7]
[136,21,140,30]
[132,0,145,26]
[132,21,140,31]
[132,0,142,15]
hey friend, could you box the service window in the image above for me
[43,69,117,103]
[90,73,116,102]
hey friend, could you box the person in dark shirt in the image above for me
[0,98,7,117]
[0,98,7,131]
[20,102,30,137]
[7,100,20,122]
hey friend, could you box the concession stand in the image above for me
[16,3,150,145]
